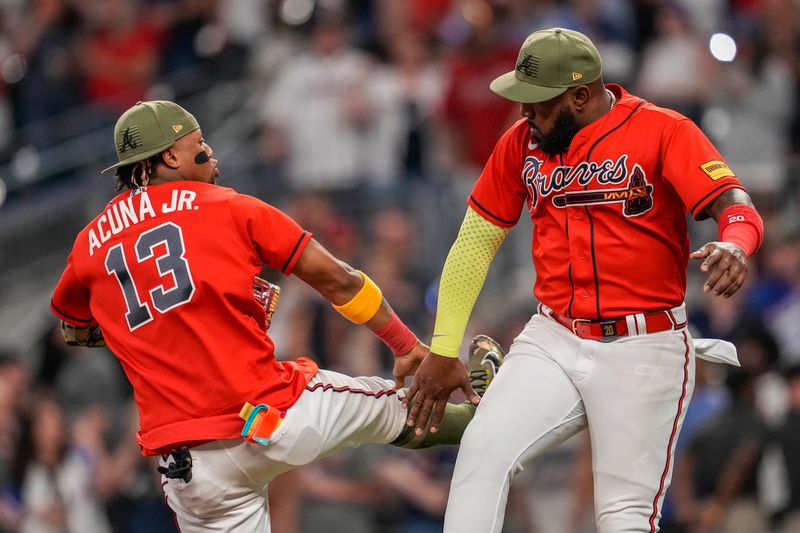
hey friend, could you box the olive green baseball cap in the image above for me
[102,100,200,173]
[490,28,602,103]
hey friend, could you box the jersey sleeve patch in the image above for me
[700,160,735,181]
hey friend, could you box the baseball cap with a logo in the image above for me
[490,28,602,103]
[102,100,200,173]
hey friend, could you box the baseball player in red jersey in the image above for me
[406,28,764,532]
[49,100,505,532]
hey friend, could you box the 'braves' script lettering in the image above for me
[523,155,630,212]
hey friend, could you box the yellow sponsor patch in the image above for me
[700,160,734,180]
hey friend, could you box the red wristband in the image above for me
[374,309,418,356]
[718,204,764,257]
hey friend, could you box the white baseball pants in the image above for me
[444,311,695,533]
[160,369,406,532]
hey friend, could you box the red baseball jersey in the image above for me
[51,181,318,455]
[469,84,745,319]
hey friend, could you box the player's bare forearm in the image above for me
[293,237,420,362]
[293,238,398,329]
[292,238,364,301]
[704,188,754,221]
[405,351,477,435]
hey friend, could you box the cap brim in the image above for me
[489,71,569,103]
[100,143,175,174]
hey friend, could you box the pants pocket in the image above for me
[264,410,323,466]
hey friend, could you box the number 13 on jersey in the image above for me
[105,222,196,331]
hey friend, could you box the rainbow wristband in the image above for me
[374,309,418,356]
[332,271,383,324]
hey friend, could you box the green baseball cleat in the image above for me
[468,335,506,398]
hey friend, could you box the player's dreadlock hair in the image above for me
[114,153,163,191]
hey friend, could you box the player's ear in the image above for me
[570,85,591,112]
[161,147,180,169]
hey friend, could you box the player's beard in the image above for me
[537,107,582,155]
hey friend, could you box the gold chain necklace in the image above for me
[606,89,616,111]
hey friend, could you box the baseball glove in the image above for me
[61,320,106,347]
[253,277,281,331]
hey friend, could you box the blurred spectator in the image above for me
[707,27,796,196]
[267,469,301,533]
[12,392,112,533]
[35,324,70,390]
[675,359,732,458]
[733,322,785,426]
[155,0,251,94]
[689,268,758,340]
[773,364,800,532]
[102,403,178,533]
[634,1,715,123]
[75,0,165,115]
[761,227,800,366]
[374,0,453,45]
[570,0,638,84]
[745,224,800,319]
[670,366,770,532]
[363,207,430,330]
[674,0,727,36]
[567,432,594,533]
[0,350,28,417]
[5,0,82,145]
[366,31,445,185]
[218,0,271,50]
[0,351,28,468]
[34,323,131,420]
[373,446,535,533]
[297,448,385,533]
[260,8,375,195]
[0,350,28,532]
[659,358,731,532]
[0,8,12,155]
[373,448,454,533]
[437,2,519,178]
[53,343,130,421]
[500,0,584,43]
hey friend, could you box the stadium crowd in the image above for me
[0,0,799,531]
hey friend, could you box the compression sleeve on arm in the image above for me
[430,207,509,357]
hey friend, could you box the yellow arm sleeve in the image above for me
[430,207,509,357]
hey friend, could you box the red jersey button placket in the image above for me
[565,202,594,316]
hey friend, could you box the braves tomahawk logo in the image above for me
[118,126,141,153]
[523,154,654,217]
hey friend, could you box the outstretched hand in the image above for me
[690,241,749,298]
[392,340,428,389]
[403,352,479,436]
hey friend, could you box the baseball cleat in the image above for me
[468,335,506,397]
